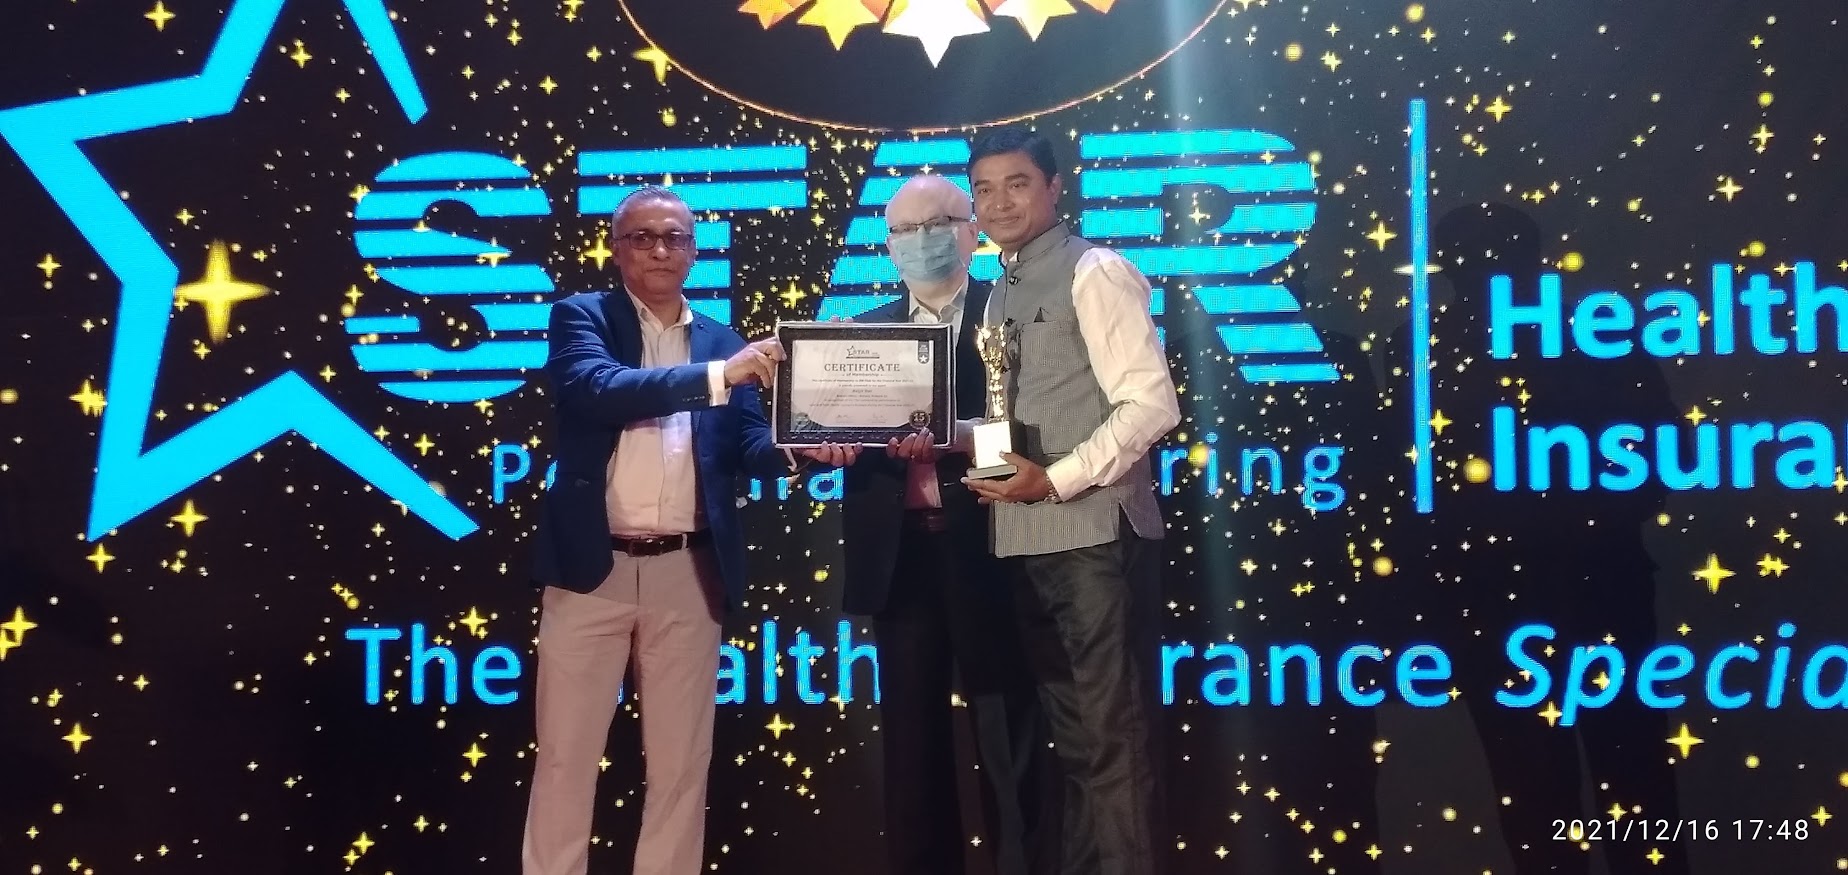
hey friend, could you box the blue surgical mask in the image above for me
[888,225,963,283]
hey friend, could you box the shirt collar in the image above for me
[908,277,969,322]
[627,290,693,331]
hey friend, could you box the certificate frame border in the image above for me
[771,321,954,449]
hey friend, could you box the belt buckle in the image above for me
[617,534,680,557]
[908,508,949,533]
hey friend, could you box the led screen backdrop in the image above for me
[3,0,1847,872]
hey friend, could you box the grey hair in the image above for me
[612,184,691,228]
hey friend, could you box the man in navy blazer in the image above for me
[837,175,1054,875]
[522,186,827,875]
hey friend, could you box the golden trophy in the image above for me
[966,322,1024,479]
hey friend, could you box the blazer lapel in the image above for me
[955,281,989,415]
[598,288,644,368]
[687,317,718,441]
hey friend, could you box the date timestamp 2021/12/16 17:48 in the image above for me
[1553,818,1819,842]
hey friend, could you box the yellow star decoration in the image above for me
[799,0,881,50]
[0,607,38,661]
[174,241,269,344]
[632,46,673,84]
[1365,220,1397,250]
[463,743,487,767]
[87,544,115,572]
[754,0,1118,54]
[583,232,615,270]
[993,0,1077,40]
[766,713,795,739]
[70,379,107,416]
[63,722,93,753]
[1692,554,1734,593]
[1666,723,1703,758]
[170,500,208,536]
[739,0,803,29]
[37,254,61,278]
[458,607,489,638]
[145,1,176,31]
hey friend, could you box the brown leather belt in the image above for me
[610,529,712,557]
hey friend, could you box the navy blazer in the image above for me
[529,290,788,609]
[838,281,994,616]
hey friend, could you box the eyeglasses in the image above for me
[887,215,969,237]
[616,229,694,251]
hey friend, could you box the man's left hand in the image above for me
[962,453,1054,504]
[797,441,861,467]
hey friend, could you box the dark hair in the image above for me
[612,184,690,227]
[969,127,1059,184]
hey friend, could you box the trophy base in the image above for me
[967,418,1023,480]
[965,462,1019,481]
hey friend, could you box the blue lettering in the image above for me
[1636,645,1694,709]
[1490,272,1563,359]
[1740,273,1788,354]
[1496,624,1553,708]
[1768,622,1796,709]
[409,622,459,705]
[717,644,748,705]
[471,646,521,705]
[1573,291,1634,358]
[1704,644,1758,709]
[1528,423,1591,490]
[1801,645,1848,709]
[1335,645,1386,707]
[837,620,879,704]
[493,444,530,504]
[1270,644,1322,706]
[1641,288,1702,356]
[789,629,826,705]
[1202,643,1252,706]
[1794,262,1848,354]
[1302,446,1345,511]
[1597,424,1649,491]
[1559,644,1624,727]
[345,626,403,705]
[1398,645,1453,708]
[1729,421,1776,489]
[1492,406,1518,491]
[1775,422,1835,489]
[1162,643,1195,705]
[1658,423,1720,489]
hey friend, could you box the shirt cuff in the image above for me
[707,360,730,406]
[1045,456,1084,504]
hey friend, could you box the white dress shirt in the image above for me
[605,292,731,537]
[990,248,1181,502]
[903,281,967,510]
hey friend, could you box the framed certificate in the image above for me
[771,321,954,449]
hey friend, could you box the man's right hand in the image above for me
[887,429,940,463]
[724,337,785,387]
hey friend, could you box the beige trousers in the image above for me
[521,545,724,875]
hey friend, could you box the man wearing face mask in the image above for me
[836,174,1055,875]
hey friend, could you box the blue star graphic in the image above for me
[0,0,478,540]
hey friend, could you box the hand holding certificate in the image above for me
[771,321,954,449]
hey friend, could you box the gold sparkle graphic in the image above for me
[173,241,270,344]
